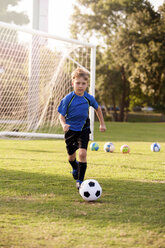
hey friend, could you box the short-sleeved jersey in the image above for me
[58,91,99,131]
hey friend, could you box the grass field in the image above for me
[0,122,165,248]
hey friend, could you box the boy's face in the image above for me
[72,76,88,96]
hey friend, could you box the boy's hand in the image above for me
[100,124,106,132]
[63,124,70,132]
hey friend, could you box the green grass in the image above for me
[0,122,165,248]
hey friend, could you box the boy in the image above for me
[58,67,106,189]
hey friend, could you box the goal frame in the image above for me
[0,21,96,140]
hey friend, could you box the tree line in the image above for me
[70,0,165,121]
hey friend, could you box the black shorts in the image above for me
[64,129,90,155]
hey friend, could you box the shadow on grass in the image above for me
[6,148,63,154]
[13,148,56,153]
[0,168,164,228]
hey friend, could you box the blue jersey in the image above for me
[58,91,99,131]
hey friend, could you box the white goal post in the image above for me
[0,21,96,140]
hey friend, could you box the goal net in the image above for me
[0,22,96,140]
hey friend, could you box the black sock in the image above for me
[69,159,78,170]
[78,162,87,181]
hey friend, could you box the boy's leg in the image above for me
[78,148,87,181]
[68,152,76,165]
[68,153,79,180]
[76,148,87,189]
[76,129,90,189]
[64,130,79,180]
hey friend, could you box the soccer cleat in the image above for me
[72,169,78,180]
[76,180,82,190]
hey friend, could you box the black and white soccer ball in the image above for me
[104,142,115,152]
[79,179,102,201]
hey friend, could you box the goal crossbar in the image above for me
[0,21,95,48]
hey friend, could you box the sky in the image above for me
[11,0,165,38]
[11,0,76,37]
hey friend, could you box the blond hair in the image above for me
[71,67,89,81]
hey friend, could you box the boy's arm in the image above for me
[59,114,70,132]
[95,106,106,132]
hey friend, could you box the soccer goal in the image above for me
[0,21,96,140]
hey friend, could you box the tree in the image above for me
[124,3,165,113]
[95,48,127,121]
[71,0,165,120]
[0,0,29,25]
[70,0,148,121]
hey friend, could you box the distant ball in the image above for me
[150,143,160,152]
[120,144,130,153]
[90,142,99,151]
[104,142,115,152]
[79,179,102,201]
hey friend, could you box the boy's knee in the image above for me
[68,153,76,161]
[79,149,87,161]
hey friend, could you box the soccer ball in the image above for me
[104,142,115,152]
[90,142,99,151]
[120,144,130,153]
[79,179,102,201]
[151,142,160,152]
